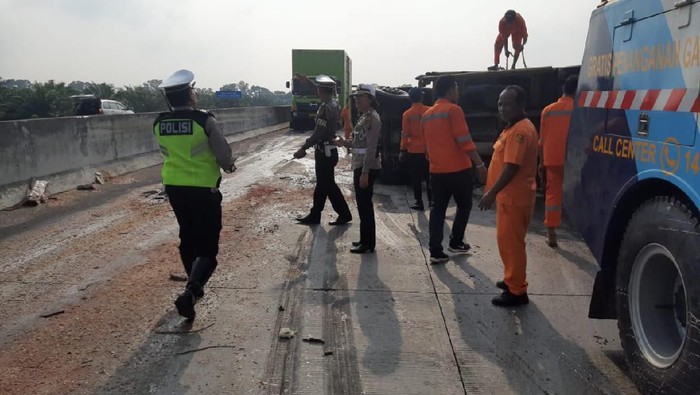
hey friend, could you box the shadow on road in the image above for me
[432,256,626,394]
[98,311,203,394]
[355,252,402,376]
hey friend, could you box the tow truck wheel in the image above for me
[616,196,700,394]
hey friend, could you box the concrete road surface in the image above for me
[0,129,639,395]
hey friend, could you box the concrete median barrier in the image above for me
[0,106,290,209]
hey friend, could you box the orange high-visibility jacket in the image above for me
[422,99,477,173]
[401,103,430,154]
[539,96,573,167]
[487,118,539,206]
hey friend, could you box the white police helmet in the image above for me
[315,75,336,88]
[159,69,195,92]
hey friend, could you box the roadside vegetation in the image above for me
[0,78,291,121]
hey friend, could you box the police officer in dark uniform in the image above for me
[155,69,236,321]
[293,74,352,225]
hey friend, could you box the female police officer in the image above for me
[336,84,382,253]
[155,69,236,321]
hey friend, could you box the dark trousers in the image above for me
[165,185,222,293]
[354,168,380,248]
[407,153,431,204]
[310,148,351,219]
[429,169,474,254]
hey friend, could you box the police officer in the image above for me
[155,69,236,321]
[293,74,352,225]
[336,83,382,253]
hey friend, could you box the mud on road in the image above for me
[0,130,640,394]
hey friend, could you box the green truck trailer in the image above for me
[286,49,352,131]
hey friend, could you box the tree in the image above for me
[194,87,216,110]
[84,82,117,99]
[0,77,290,120]
[115,85,166,113]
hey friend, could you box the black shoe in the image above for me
[352,241,362,247]
[296,215,320,225]
[350,244,375,254]
[410,202,424,211]
[496,280,508,291]
[329,215,352,225]
[447,241,471,254]
[175,289,197,321]
[430,251,449,264]
[492,291,529,307]
[487,65,500,71]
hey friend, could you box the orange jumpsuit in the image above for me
[539,96,573,228]
[401,103,430,154]
[486,118,538,295]
[494,13,528,66]
[402,103,432,203]
[340,106,352,140]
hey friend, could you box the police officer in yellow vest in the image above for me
[155,69,236,321]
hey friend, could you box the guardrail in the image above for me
[0,106,290,209]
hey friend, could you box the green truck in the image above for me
[286,49,352,131]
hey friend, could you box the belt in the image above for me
[315,142,337,149]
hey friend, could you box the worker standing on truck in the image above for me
[422,76,487,264]
[154,69,237,321]
[399,87,432,211]
[478,85,538,307]
[293,74,353,226]
[539,75,577,248]
[488,10,528,71]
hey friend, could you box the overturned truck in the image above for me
[374,66,581,184]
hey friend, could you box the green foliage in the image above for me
[0,77,290,121]
[114,84,167,113]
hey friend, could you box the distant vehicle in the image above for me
[565,0,700,393]
[286,49,352,131]
[70,95,134,116]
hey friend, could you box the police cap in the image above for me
[159,69,195,92]
[315,75,336,88]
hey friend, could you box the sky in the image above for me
[0,0,601,92]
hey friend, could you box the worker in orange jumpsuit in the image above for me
[479,85,538,307]
[399,87,432,210]
[488,10,528,71]
[340,99,353,140]
[539,75,577,248]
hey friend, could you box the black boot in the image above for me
[492,291,529,307]
[188,257,217,297]
[175,289,197,321]
[296,213,320,225]
[410,201,424,211]
[496,280,508,291]
[329,214,352,225]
